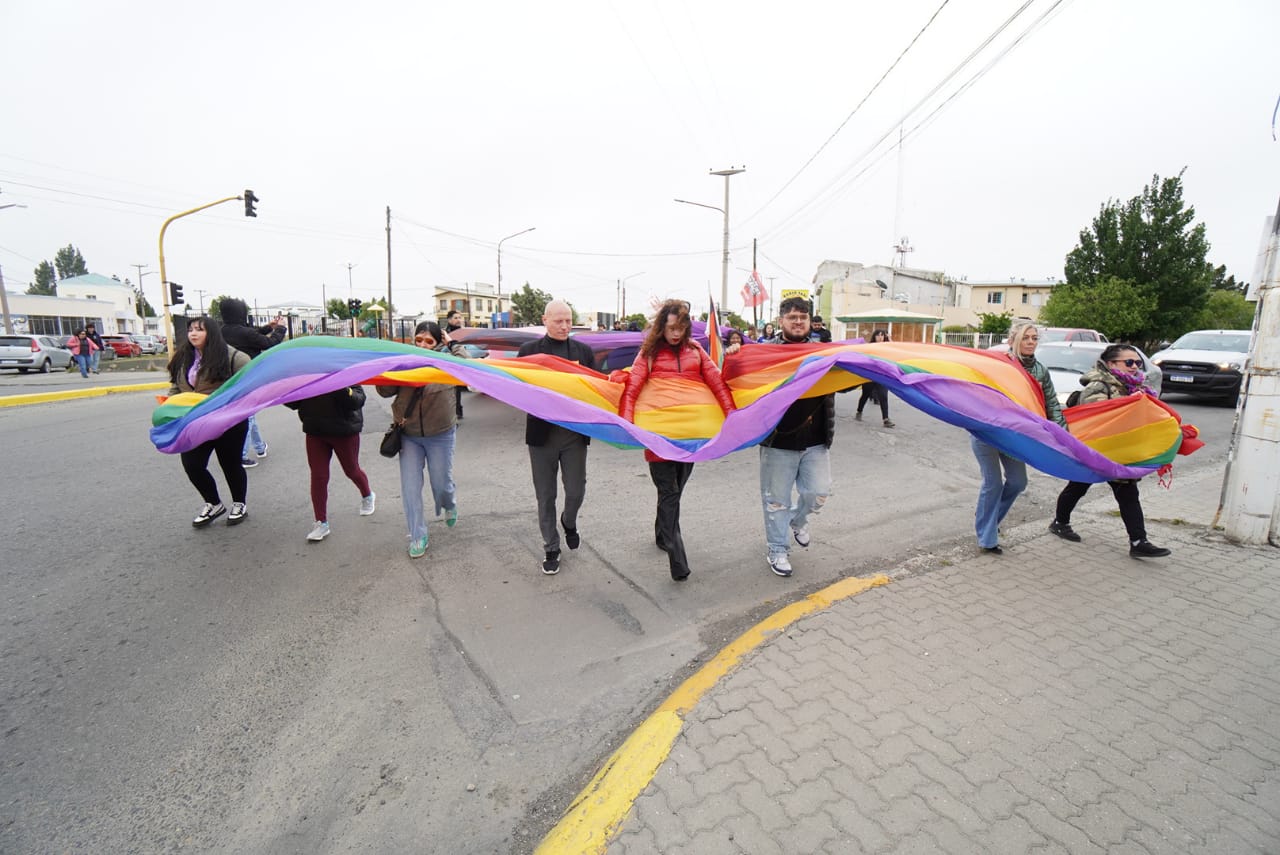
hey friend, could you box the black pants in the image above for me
[650,460,694,578]
[857,382,889,419]
[454,385,464,418]
[181,420,250,506]
[1056,479,1146,542]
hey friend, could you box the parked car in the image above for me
[1150,329,1252,402]
[131,334,161,354]
[0,334,76,373]
[102,334,142,357]
[988,327,1109,354]
[1037,341,1163,406]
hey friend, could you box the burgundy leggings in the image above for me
[306,433,371,521]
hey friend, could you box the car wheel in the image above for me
[18,368,28,374]
[39,359,50,373]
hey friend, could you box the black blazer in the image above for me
[516,335,596,446]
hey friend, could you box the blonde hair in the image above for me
[1007,322,1038,357]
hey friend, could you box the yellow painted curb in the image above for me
[534,573,890,855]
[0,382,168,408]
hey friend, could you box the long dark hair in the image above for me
[870,329,890,343]
[168,316,235,386]
[414,320,445,350]
[639,300,692,359]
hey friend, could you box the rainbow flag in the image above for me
[150,336,1195,482]
[706,294,724,369]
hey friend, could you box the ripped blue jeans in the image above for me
[759,444,831,556]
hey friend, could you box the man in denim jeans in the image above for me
[758,297,835,578]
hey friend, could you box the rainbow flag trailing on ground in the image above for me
[150,336,1195,483]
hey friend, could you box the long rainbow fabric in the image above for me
[150,335,1191,482]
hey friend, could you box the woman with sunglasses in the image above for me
[1049,344,1171,558]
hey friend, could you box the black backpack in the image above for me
[1065,389,1083,409]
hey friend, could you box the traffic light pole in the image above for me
[158,192,254,359]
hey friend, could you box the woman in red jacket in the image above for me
[619,300,736,581]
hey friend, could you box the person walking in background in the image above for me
[444,309,466,421]
[855,329,895,427]
[218,298,286,469]
[723,328,747,355]
[84,322,105,374]
[285,385,376,543]
[167,316,251,527]
[377,321,469,558]
[809,315,832,343]
[620,300,736,581]
[758,297,835,578]
[970,322,1065,555]
[757,322,776,343]
[517,299,596,576]
[66,329,98,378]
[1049,344,1171,559]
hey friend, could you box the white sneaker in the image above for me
[792,525,811,548]
[768,553,793,577]
[227,502,248,525]
[359,493,376,516]
[256,443,268,458]
[307,521,330,541]
[192,502,225,527]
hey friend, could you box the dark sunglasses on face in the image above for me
[1109,358,1141,368]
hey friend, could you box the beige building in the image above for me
[433,282,509,328]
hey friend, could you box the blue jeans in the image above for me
[398,429,457,541]
[74,354,89,377]
[89,349,100,372]
[242,414,267,458]
[759,444,831,556]
[971,436,1027,548]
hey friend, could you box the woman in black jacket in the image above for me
[285,385,375,542]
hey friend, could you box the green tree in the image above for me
[1041,276,1158,342]
[53,244,88,280]
[1194,290,1256,331]
[325,298,355,319]
[975,309,1013,336]
[1209,264,1247,293]
[28,260,57,295]
[1062,171,1212,343]
[509,283,555,326]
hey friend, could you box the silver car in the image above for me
[1036,341,1163,406]
[0,334,76,373]
[132,334,162,355]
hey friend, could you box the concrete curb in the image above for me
[533,574,890,854]
[0,382,168,408]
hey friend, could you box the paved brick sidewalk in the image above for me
[607,469,1280,854]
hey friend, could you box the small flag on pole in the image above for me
[707,291,724,369]
[741,270,766,308]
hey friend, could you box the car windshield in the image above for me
[1039,329,1074,342]
[1171,333,1251,352]
[0,336,32,347]
[1038,346,1099,373]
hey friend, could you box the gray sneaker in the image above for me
[307,521,330,542]
[767,552,793,577]
[359,493,376,516]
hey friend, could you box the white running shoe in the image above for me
[307,521,330,541]
[359,493,376,516]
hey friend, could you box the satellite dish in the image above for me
[875,279,888,290]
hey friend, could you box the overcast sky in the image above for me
[2,0,1277,321]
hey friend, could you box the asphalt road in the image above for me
[0,374,1237,854]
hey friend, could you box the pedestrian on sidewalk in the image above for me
[971,322,1065,555]
[1049,344,1171,559]
[285,385,376,543]
[377,321,469,559]
[66,329,98,378]
[167,316,251,527]
[854,329,894,427]
[84,323,105,374]
[619,299,736,581]
[517,299,597,576]
[758,297,835,578]
[218,298,286,469]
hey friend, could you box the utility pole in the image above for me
[767,276,777,325]
[752,238,759,332]
[131,263,152,334]
[1217,195,1280,545]
[712,167,745,308]
[195,289,208,315]
[0,265,12,334]
[321,282,327,333]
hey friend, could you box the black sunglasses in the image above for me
[1109,358,1141,368]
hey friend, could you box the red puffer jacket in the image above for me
[619,341,735,462]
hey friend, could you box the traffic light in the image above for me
[244,189,258,218]
[348,298,362,316]
[169,281,184,304]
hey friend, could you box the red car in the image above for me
[102,334,142,357]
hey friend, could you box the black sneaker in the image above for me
[982,545,1004,555]
[561,517,580,550]
[192,502,225,527]
[1049,520,1082,542]
[1130,540,1171,558]
[542,550,561,575]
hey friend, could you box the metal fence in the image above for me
[937,331,1002,349]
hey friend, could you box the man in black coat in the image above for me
[516,299,595,576]
[219,298,286,468]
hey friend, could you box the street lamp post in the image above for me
[676,166,744,308]
[497,226,536,304]
[617,271,645,323]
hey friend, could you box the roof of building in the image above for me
[58,273,131,289]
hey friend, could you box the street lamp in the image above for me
[497,226,536,300]
[676,166,745,309]
[617,271,645,322]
